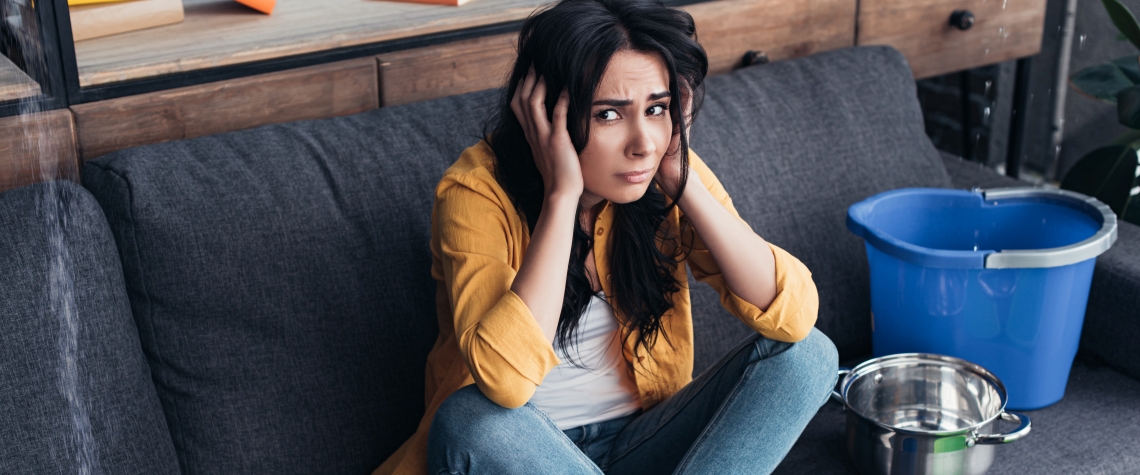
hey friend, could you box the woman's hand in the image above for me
[511,67,583,200]
[654,87,694,198]
[655,132,689,198]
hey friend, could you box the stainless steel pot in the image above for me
[831,354,1031,475]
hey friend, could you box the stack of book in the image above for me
[69,0,184,42]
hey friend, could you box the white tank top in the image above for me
[530,293,641,430]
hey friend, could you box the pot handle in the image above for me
[973,412,1032,445]
[830,368,851,404]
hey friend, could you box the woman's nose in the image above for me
[626,120,657,158]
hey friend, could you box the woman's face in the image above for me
[578,50,673,207]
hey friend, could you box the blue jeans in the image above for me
[427,328,838,475]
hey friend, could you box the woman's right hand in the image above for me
[510,67,583,200]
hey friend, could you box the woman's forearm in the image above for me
[677,178,779,311]
[510,192,580,343]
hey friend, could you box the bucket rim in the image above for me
[846,187,1117,269]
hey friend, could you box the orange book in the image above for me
[387,0,472,5]
[236,0,275,14]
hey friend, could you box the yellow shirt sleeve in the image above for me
[682,150,820,342]
[433,172,560,408]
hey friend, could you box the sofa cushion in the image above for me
[688,45,952,370]
[82,90,498,474]
[0,181,179,475]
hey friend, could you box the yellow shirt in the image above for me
[374,141,818,475]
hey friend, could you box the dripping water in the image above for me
[4,1,101,473]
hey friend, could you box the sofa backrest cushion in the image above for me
[82,91,497,474]
[0,181,179,475]
[688,45,951,370]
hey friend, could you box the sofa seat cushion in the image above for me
[773,360,1140,474]
[82,90,499,474]
[0,182,179,475]
[687,45,952,371]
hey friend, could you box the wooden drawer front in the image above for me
[379,33,517,107]
[686,0,856,76]
[71,58,379,161]
[0,110,79,193]
[858,0,1045,79]
[377,0,857,106]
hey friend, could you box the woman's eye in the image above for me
[597,110,619,121]
[647,104,667,116]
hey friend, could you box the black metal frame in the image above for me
[0,0,69,116]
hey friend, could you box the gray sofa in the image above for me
[2,46,1137,475]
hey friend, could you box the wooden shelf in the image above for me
[73,0,547,87]
[1,54,41,102]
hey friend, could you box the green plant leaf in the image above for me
[1070,55,1140,104]
[1103,0,1140,50]
[1118,85,1140,127]
[1111,55,1140,83]
[1123,195,1140,225]
[1061,144,1139,215]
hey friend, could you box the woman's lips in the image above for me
[616,169,653,184]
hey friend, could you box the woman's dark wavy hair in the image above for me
[485,0,708,364]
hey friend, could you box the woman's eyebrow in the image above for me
[592,91,671,107]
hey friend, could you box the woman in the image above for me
[374,1,837,474]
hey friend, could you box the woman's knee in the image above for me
[430,385,502,446]
[429,385,553,450]
[753,328,838,401]
[791,328,839,402]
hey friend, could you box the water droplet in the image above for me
[874,374,884,384]
[1003,0,1008,9]
[1132,186,1140,196]
[984,80,993,96]
[1079,34,1087,50]
[1055,145,1062,157]
[983,107,991,123]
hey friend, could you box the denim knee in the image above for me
[752,328,839,405]
[429,385,502,448]
[797,328,840,405]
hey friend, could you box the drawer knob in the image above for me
[950,10,976,30]
[741,50,769,67]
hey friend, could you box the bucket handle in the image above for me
[972,412,1031,445]
[830,368,851,404]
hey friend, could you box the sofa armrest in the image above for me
[1080,220,1140,381]
[940,151,1140,381]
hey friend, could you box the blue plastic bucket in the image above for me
[846,187,1117,410]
